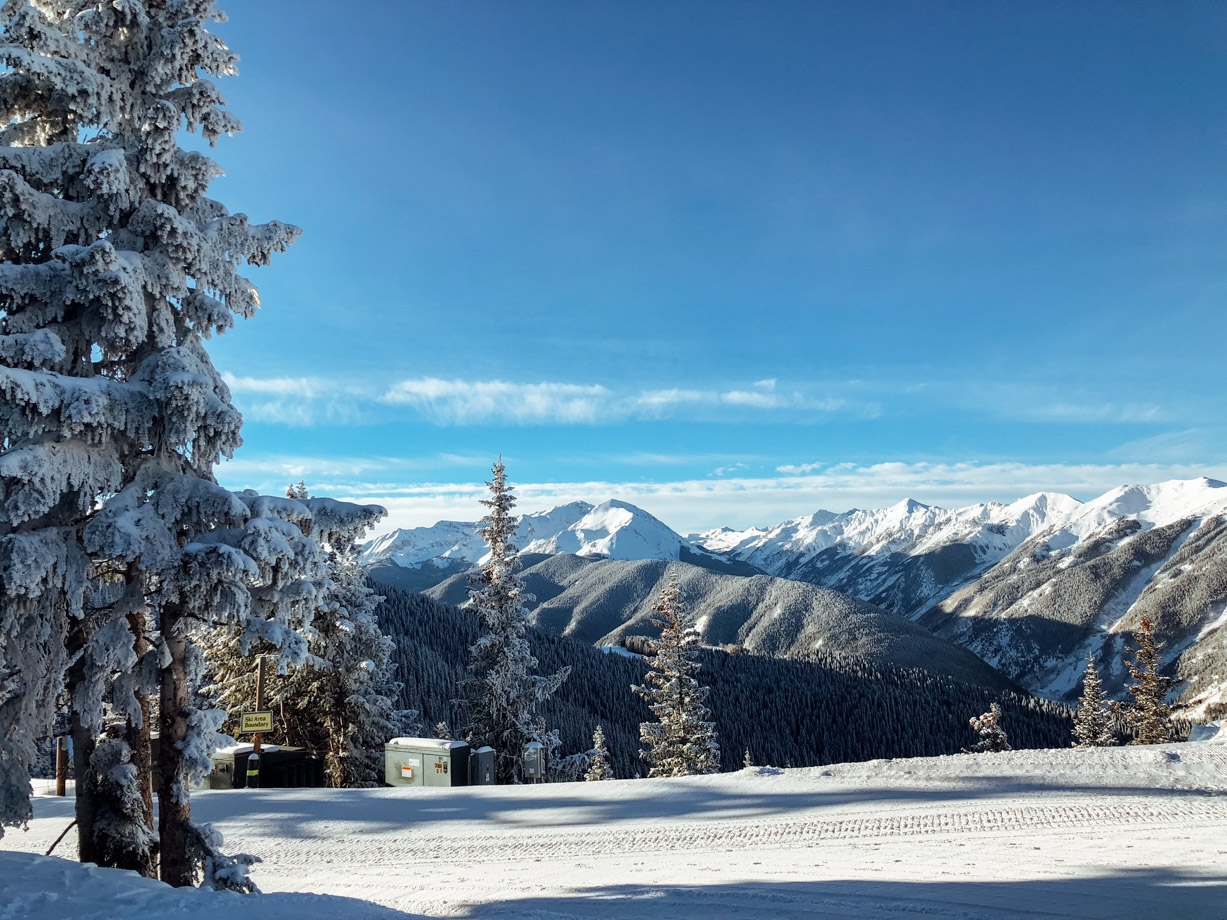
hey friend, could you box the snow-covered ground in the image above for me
[4,745,1226,919]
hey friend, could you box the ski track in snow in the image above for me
[6,746,1227,919]
[262,797,1227,868]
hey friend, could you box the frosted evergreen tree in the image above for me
[1072,653,1114,747]
[460,459,569,783]
[435,720,452,740]
[584,725,612,781]
[0,0,288,874]
[204,486,416,787]
[632,573,721,777]
[1119,617,1175,745]
[966,703,1011,753]
[0,0,385,887]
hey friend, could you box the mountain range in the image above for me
[362,499,757,589]
[362,477,1227,716]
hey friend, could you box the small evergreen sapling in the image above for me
[585,725,612,781]
[1072,653,1115,747]
[632,572,721,777]
[967,703,1011,753]
[1118,617,1176,745]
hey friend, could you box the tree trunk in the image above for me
[158,608,193,887]
[123,609,156,878]
[69,676,99,866]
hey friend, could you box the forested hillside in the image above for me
[419,555,1014,690]
[375,585,1073,780]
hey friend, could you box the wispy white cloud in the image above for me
[379,378,613,425]
[776,461,824,474]
[1109,428,1224,463]
[218,458,1227,536]
[634,388,709,412]
[222,374,337,397]
[226,373,858,427]
[221,370,1180,429]
[222,372,375,427]
[1022,401,1167,424]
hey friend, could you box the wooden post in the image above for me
[247,655,268,789]
[55,736,67,797]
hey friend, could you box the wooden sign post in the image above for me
[240,655,273,788]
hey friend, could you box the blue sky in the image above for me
[204,1,1227,534]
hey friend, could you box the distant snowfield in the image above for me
[4,745,1226,919]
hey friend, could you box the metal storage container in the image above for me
[522,741,545,782]
[469,746,495,785]
[384,738,470,787]
[209,745,318,789]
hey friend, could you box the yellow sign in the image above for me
[239,711,274,734]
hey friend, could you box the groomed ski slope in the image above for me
[4,745,1226,919]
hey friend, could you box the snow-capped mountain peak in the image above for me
[1064,477,1227,535]
[361,498,714,571]
[522,499,700,561]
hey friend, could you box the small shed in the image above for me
[385,738,470,787]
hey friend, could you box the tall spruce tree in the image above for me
[460,459,568,783]
[1119,617,1175,745]
[0,1,382,887]
[632,573,720,777]
[1072,652,1114,747]
[0,0,289,871]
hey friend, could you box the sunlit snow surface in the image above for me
[5,743,1226,919]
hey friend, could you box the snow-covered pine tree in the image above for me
[135,491,385,885]
[460,459,569,783]
[632,573,721,777]
[1072,652,1114,747]
[966,703,1011,753]
[0,0,295,875]
[0,0,386,887]
[584,725,612,781]
[204,484,417,787]
[435,721,452,740]
[1119,617,1175,745]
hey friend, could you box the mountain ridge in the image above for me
[364,476,1227,714]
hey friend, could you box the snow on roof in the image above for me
[388,737,469,750]
[214,743,280,754]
